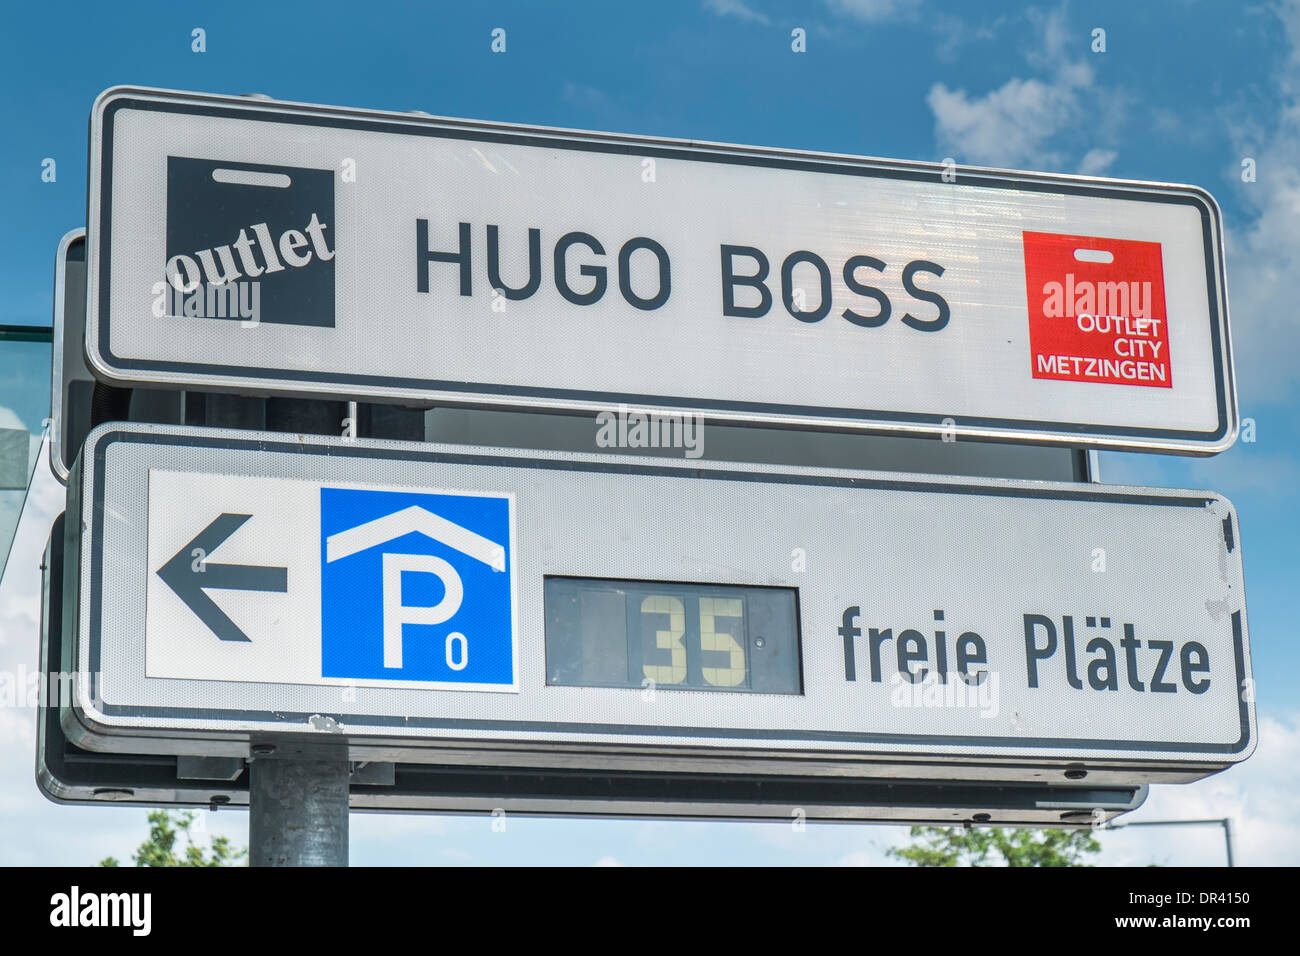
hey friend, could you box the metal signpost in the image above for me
[29,86,1253,866]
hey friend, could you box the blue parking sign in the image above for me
[320,487,515,687]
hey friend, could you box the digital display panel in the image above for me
[544,577,801,694]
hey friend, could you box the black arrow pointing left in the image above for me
[156,513,288,643]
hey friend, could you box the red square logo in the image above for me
[1023,231,1171,388]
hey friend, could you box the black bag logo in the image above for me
[163,158,335,327]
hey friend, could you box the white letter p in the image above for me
[381,553,463,669]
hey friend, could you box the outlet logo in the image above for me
[1023,231,1171,388]
[163,157,336,326]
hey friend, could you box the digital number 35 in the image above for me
[641,595,746,687]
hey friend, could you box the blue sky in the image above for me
[0,0,1298,865]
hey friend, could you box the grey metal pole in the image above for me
[249,743,350,867]
[219,393,352,868]
[1105,818,1235,867]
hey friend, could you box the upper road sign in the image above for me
[63,423,1253,782]
[87,87,1236,454]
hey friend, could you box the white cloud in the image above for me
[703,0,771,25]
[932,14,1004,63]
[928,76,1082,169]
[825,0,924,23]
[1220,0,1300,406]
[926,6,1112,171]
[593,855,625,866]
[351,814,448,838]
[1078,147,1118,176]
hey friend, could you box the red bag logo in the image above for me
[1023,231,1171,388]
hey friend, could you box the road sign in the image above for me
[38,511,1148,824]
[50,227,185,483]
[62,423,1253,782]
[50,229,89,482]
[87,87,1235,454]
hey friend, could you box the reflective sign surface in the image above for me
[64,424,1253,781]
[88,88,1236,453]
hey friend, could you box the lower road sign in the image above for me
[62,424,1254,783]
[37,512,1147,825]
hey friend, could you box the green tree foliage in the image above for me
[99,810,247,867]
[888,826,1101,867]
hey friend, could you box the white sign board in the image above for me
[63,424,1254,782]
[87,87,1236,453]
